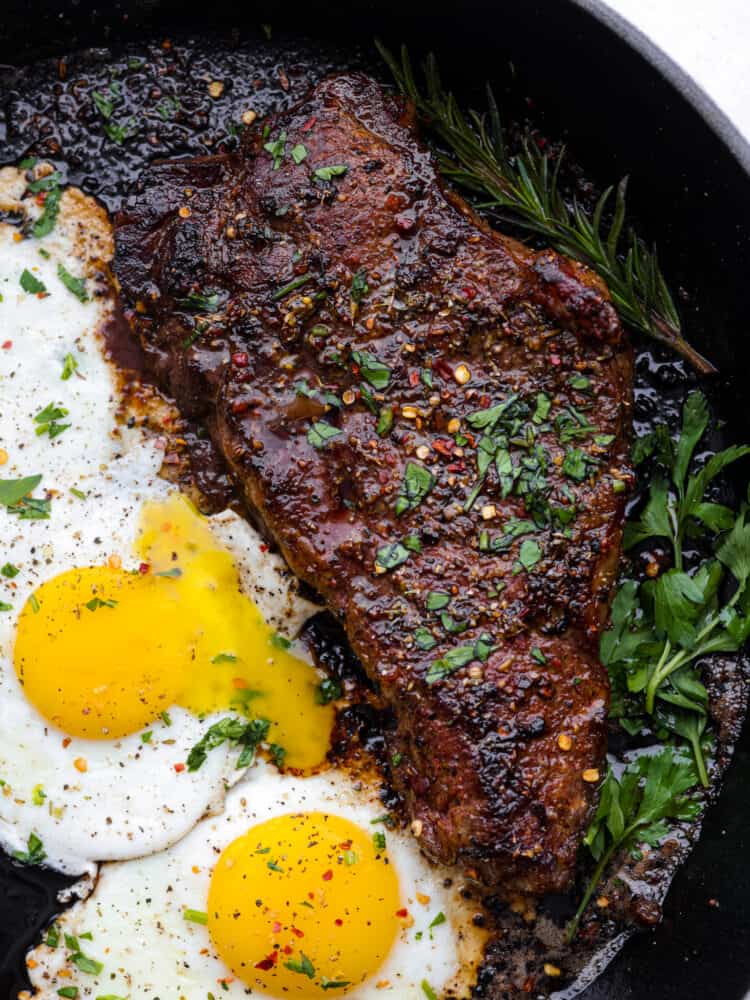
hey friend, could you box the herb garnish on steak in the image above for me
[114,71,633,893]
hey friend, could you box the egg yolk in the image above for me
[13,494,333,768]
[207,812,400,995]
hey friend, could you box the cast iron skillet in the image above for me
[1,2,749,998]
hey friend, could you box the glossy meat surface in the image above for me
[114,72,633,893]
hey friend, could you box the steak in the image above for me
[114,72,632,894]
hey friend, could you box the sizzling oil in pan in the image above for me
[0,29,747,1000]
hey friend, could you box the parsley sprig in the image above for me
[567,747,701,941]
[604,391,750,785]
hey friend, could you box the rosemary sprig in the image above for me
[377,43,716,375]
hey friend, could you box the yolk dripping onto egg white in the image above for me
[13,494,333,768]
[207,812,401,996]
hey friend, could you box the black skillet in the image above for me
[1,2,749,998]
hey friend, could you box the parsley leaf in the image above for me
[187,716,270,771]
[20,269,47,295]
[395,462,434,516]
[57,264,89,303]
[567,748,700,941]
[307,421,341,448]
[351,350,389,389]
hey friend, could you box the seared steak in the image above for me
[114,72,632,894]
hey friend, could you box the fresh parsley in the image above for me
[187,716,270,771]
[395,462,434,516]
[351,349,389,389]
[567,748,701,941]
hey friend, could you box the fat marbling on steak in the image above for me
[114,72,633,894]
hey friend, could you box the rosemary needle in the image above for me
[377,42,716,375]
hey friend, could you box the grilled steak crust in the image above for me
[114,72,632,894]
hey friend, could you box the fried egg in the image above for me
[24,764,487,999]
[0,166,330,876]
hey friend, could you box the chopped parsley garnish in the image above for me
[70,951,103,975]
[350,268,369,304]
[103,120,132,144]
[32,186,62,238]
[425,633,495,685]
[307,421,341,448]
[270,632,292,650]
[183,908,208,925]
[70,487,86,500]
[428,911,446,937]
[421,981,438,1000]
[375,541,410,572]
[414,626,437,650]
[92,89,115,118]
[56,988,78,998]
[20,269,47,295]
[160,710,172,727]
[264,130,287,169]
[61,352,79,380]
[291,143,308,164]
[272,272,314,301]
[187,716,270,771]
[321,977,352,990]
[531,646,547,664]
[57,264,89,303]
[0,601,12,612]
[315,677,342,705]
[517,538,542,572]
[285,951,315,979]
[0,474,42,507]
[270,743,287,768]
[372,831,387,851]
[85,597,118,611]
[351,350,389,389]
[27,172,60,193]
[211,652,238,664]
[426,591,451,611]
[395,462,434,516]
[32,784,46,806]
[313,164,348,182]
[46,924,60,948]
[34,402,70,439]
[569,373,592,392]
[13,831,45,865]
[177,290,220,313]
[1,563,19,578]
[376,407,394,436]
[562,448,591,481]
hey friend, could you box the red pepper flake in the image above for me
[334,918,343,927]
[432,439,454,457]
[2,341,12,349]
[231,399,250,414]
[549,354,562,366]
[255,952,278,971]
[434,358,455,381]
[272,921,282,933]
[462,285,477,300]
[339,840,352,850]
[408,370,420,388]
[232,351,249,367]
[447,461,465,473]
[322,869,333,882]
[138,562,150,575]
[260,544,268,553]
[395,908,409,918]
[174,762,185,773]
[62,737,72,748]
[301,115,317,132]
[291,926,304,938]
[282,945,293,955]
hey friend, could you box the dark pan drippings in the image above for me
[1,31,748,1000]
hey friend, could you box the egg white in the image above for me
[24,762,485,999]
[0,171,316,877]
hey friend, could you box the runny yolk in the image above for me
[207,812,401,996]
[13,494,333,769]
